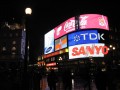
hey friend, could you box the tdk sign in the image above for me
[78,32,105,40]
[68,30,105,46]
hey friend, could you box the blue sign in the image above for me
[44,29,54,54]
[68,30,99,46]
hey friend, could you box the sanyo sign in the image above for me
[69,43,109,59]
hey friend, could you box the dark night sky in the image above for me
[0,1,120,61]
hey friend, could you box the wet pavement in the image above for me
[40,76,97,90]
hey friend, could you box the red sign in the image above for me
[79,14,109,30]
[46,62,56,66]
[54,17,75,39]
[43,48,67,59]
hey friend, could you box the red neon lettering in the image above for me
[72,45,109,56]
[72,47,79,56]
[79,46,85,55]
[86,46,94,54]
[102,46,108,54]
[94,46,102,54]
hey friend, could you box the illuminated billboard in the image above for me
[44,29,54,54]
[46,62,56,67]
[79,14,109,30]
[54,17,76,39]
[69,43,108,59]
[55,35,67,51]
[68,30,100,46]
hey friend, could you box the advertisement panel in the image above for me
[79,14,109,30]
[21,31,26,59]
[46,62,56,66]
[54,17,75,39]
[55,35,67,51]
[69,43,108,59]
[68,30,99,46]
[44,29,54,54]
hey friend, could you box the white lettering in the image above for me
[79,16,88,28]
[98,33,105,40]
[74,33,105,41]
[56,26,62,36]
[81,33,88,40]
[64,20,75,32]
[89,33,97,40]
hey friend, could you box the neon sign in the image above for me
[68,30,106,46]
[44,29,54,54]
[79,14,109,30]
[46,62,56,66]
[55,35,67,51]
[69,43,108,59]
[54,17,75,39]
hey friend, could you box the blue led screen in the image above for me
[68,30,99,46]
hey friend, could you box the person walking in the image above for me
[62,69,72,90]
[33,69,42,90]
[47,69,58,90]
[95,67,107,90]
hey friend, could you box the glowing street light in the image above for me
[109,45,112,48]
[25,7,32,15]
[113,47,115,50]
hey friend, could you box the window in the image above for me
[12,52,16,55]
[2,46,6,51]
[12,41,16,44]
[11,46,16,51]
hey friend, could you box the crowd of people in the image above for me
[31,65,120,90]
[47,69,72,90]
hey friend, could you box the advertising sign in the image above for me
[69,43,108,59]
[46,62,56,66]
[68,30,101,46]
[44,29,54,54]
[54,17,75,39]
[79,14,109,30]
[55,35,67,51]
[21,31,26,59]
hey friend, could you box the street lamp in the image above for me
[25,7,32,15]
[22,7,32,90]
[24,7,32,63]
[113,47,115,50]
[109,45,112,48]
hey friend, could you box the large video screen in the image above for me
[68,30,99,46]
[69,43,108,59]
[79,14,109,30]
[55,35,67,51]
[44,29,54,54]
[54,17,76,39]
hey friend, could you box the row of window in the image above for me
[0,45,21,55]
[0,28,25,39]
[45,54,67,63]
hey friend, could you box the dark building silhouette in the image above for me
[0,21,26,90]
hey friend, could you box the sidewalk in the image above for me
[40,76,97,90]
[40,76,63,90]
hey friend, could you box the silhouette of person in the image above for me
[34,69,42,90]
[47,69,58,90]
[95,67,107,90]
[62,69,72,90]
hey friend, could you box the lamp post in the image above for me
[24,7,32,65]
[23,7,32,90]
